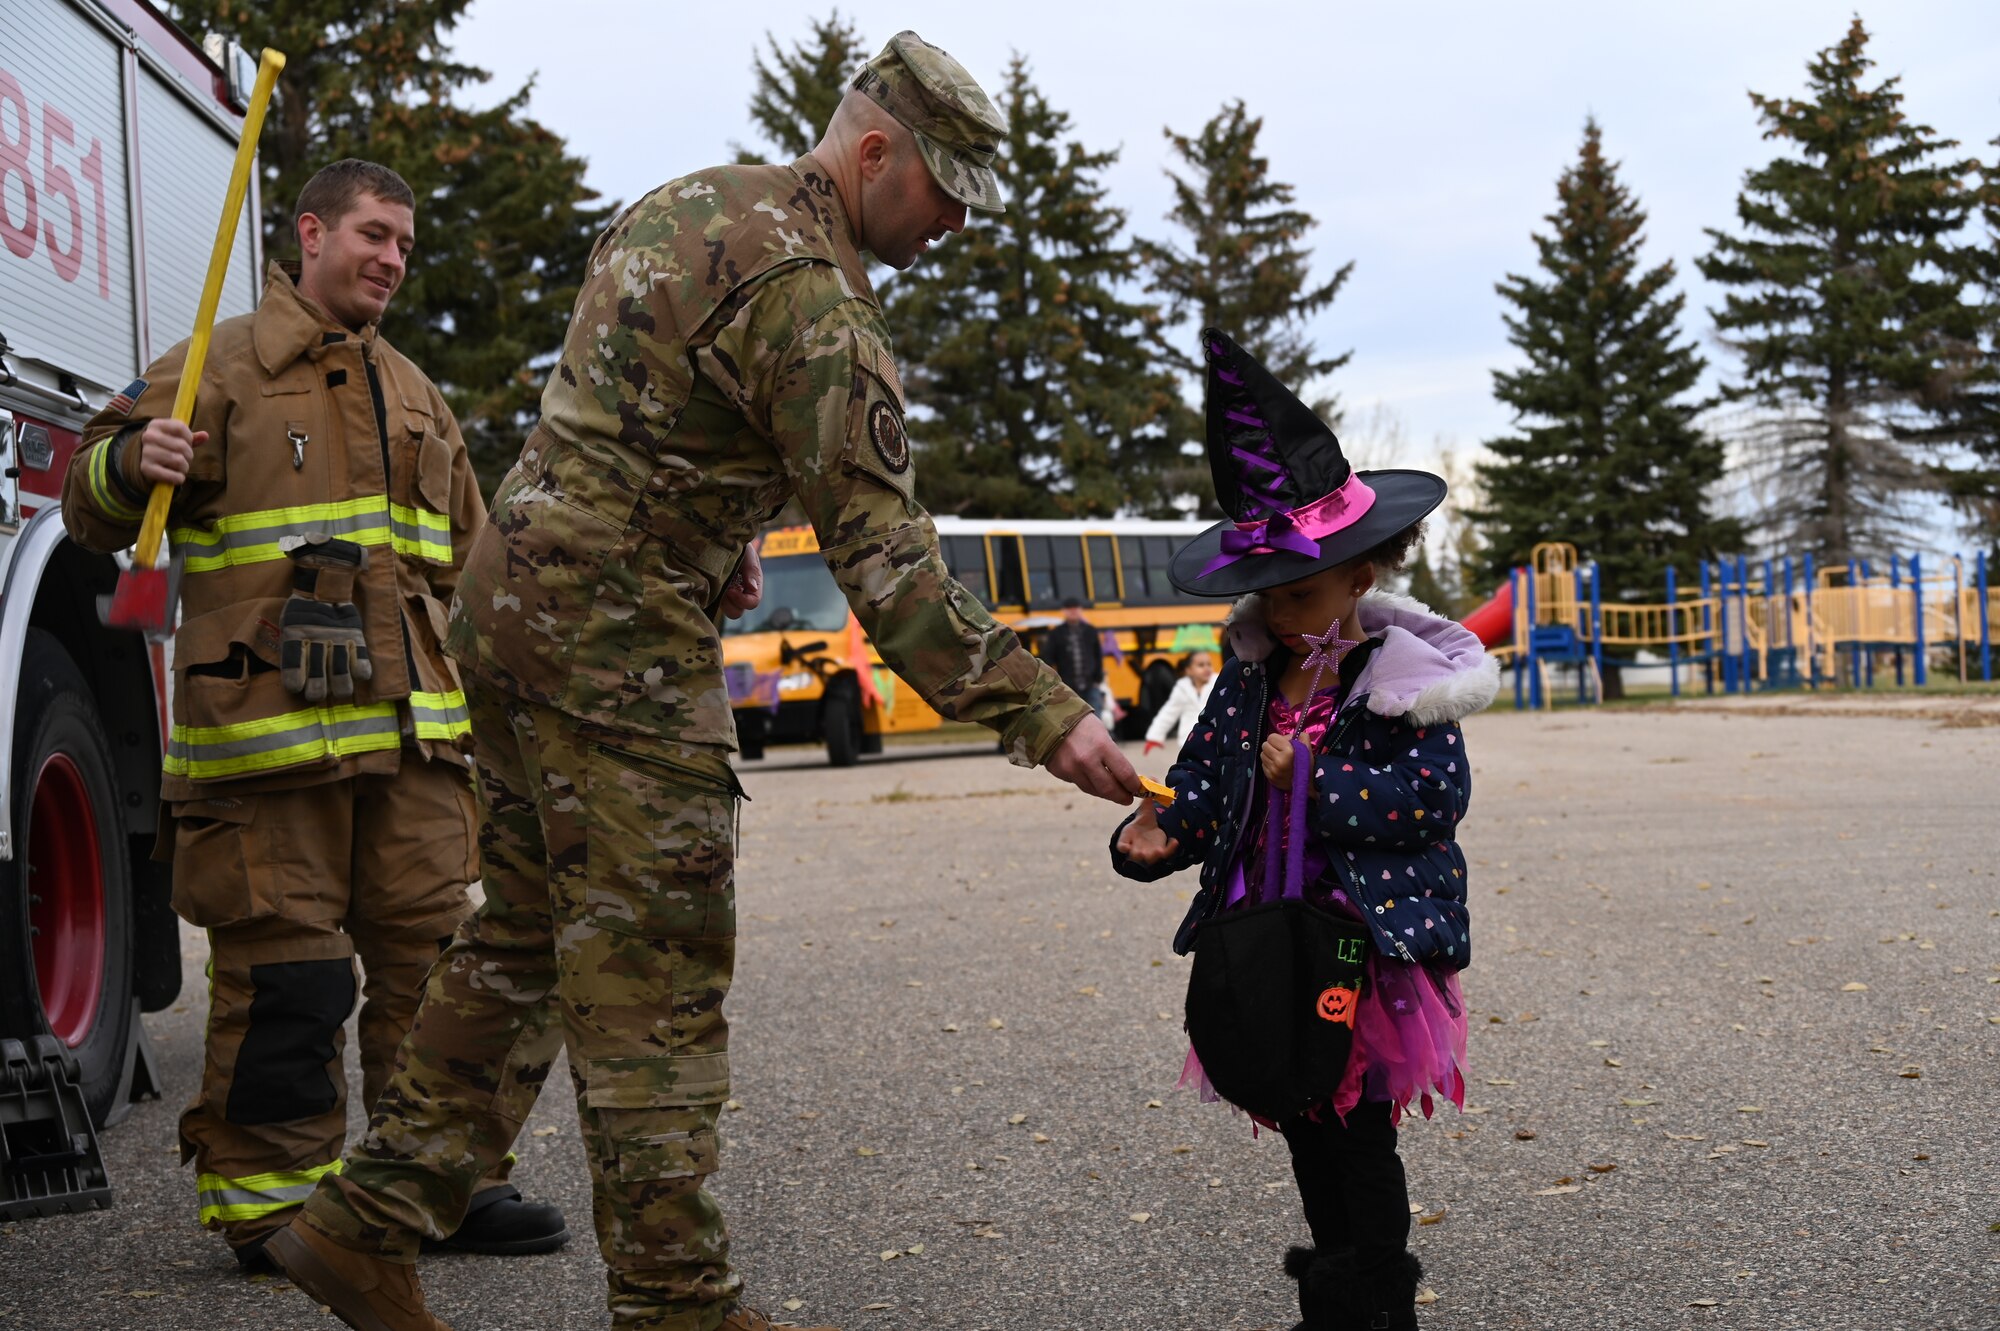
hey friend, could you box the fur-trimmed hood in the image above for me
[1224,589,1499,726]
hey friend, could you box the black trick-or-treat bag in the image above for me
[1183,711,1370,1123]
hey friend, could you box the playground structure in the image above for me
[1477,543,1998,709]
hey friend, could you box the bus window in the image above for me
[1052,536,1088,603]
[1118,537,1149,604]
[1086,535,1116,601]
[1145,536,1175,600]
[942,535,990,604]
[1023,535,1059,605]
[989,535,1027,606]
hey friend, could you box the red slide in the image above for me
[1459,581,1515,649]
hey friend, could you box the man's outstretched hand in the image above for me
[1046,712,1143,804]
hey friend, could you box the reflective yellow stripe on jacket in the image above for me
[164,690,470,780]
[86,439,146,523]
[196,1159,343,1224]
[170,494,452,571]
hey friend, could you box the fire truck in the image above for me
[1,0,261,1215]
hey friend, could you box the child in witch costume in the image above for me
[1111,330,1497,1331]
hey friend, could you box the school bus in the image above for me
[723,518,1229,764]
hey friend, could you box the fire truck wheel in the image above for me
[0,630,136,1126]
[823,677,863,768]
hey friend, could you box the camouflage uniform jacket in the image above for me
[61,262,484,801]
[450,153,1089,765]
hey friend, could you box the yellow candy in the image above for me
[1140,776,1176,806]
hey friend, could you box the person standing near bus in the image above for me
[58,160,566,1272]
[264,33,1141,1331]
[1046,596,1110,719]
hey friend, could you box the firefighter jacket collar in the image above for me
[253,261,379,379]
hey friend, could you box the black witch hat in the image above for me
[1168,329,1447,598]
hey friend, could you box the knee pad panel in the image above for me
[226,957,357,1124]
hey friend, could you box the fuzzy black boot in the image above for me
[1346,1250,1423,1331]
[1283,1245,1357,1331]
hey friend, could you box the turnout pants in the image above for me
[173,754,497,1253]
[304,686,742,1331]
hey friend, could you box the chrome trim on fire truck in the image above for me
[0,508,81,861]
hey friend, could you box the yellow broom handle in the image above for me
[133,47,286,568]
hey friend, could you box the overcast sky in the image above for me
[450,1,1998,480]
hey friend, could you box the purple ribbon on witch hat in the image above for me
[1197,472,1379,578]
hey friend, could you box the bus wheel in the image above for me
[823,677,864,768]
[1125,660,1180,740]
[737,710,768,761]
[0,630,135,1126]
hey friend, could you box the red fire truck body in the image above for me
[1,0,261,1213]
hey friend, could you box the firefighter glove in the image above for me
[279,534,373,702]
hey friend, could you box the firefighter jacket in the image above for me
[61,262,483,801]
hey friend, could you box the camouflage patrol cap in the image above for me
[852,30,1008,213]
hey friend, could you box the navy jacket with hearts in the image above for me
[1111,591,1499,968]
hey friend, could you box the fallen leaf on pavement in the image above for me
[856,1146,878,1157]
[782,1300,804,1312]
[1128,1211,1151,1223]
[1841,982,1869,992]
[1586,1163,1616,1173]
[1006,1113,1027,1125]
[1533,1185,1583,1196]
[1415,1288,1439,1305]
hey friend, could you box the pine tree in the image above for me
[167,0,608,492]
[889,57,1183,518]
[733,11,869,164]
[1135,100,1353,424]
[1697,17,1982,563]
[1917,139,2000,549]
[1471,120,1740,604]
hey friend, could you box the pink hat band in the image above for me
[1198,472,1377,578]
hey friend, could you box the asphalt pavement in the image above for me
[1,701,1995,1330]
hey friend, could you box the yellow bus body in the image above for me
[722,518,1227,762]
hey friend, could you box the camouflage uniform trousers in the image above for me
[304,680,743,1330]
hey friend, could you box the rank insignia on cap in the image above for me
[869,401,909,473]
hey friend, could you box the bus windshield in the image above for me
[726,554,850,635]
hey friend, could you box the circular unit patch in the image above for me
[868,400,910,474]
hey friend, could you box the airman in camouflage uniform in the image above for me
[268,31,1141,1331]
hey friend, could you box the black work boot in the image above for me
[1347,1250,1423,1331]
[1283,1245,1356,1331]
[421,1184,569,1256]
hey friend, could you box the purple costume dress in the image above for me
[1179,680,1470,1127]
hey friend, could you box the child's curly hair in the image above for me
[1348,521,1427,573]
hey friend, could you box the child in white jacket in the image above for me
[1143,651,1217,754]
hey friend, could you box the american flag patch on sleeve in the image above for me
[105,377,147,417]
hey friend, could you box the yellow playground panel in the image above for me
[1502,542,1997,709]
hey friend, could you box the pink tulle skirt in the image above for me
[1178,951,1469,1128]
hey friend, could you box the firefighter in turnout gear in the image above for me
[59,160,567,1272]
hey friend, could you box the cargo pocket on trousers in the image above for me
[585,1052,730,1182]
[167,798,270,928]
[584,744,738,941]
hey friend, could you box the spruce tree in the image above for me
[889,57,1182,518]
[733,12,869,164]
[1919,140,2000,549]
[1471,120,1740,606]
[1697,17,1982,562]
[1135,100,1353,423]
[167,0,608,493]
